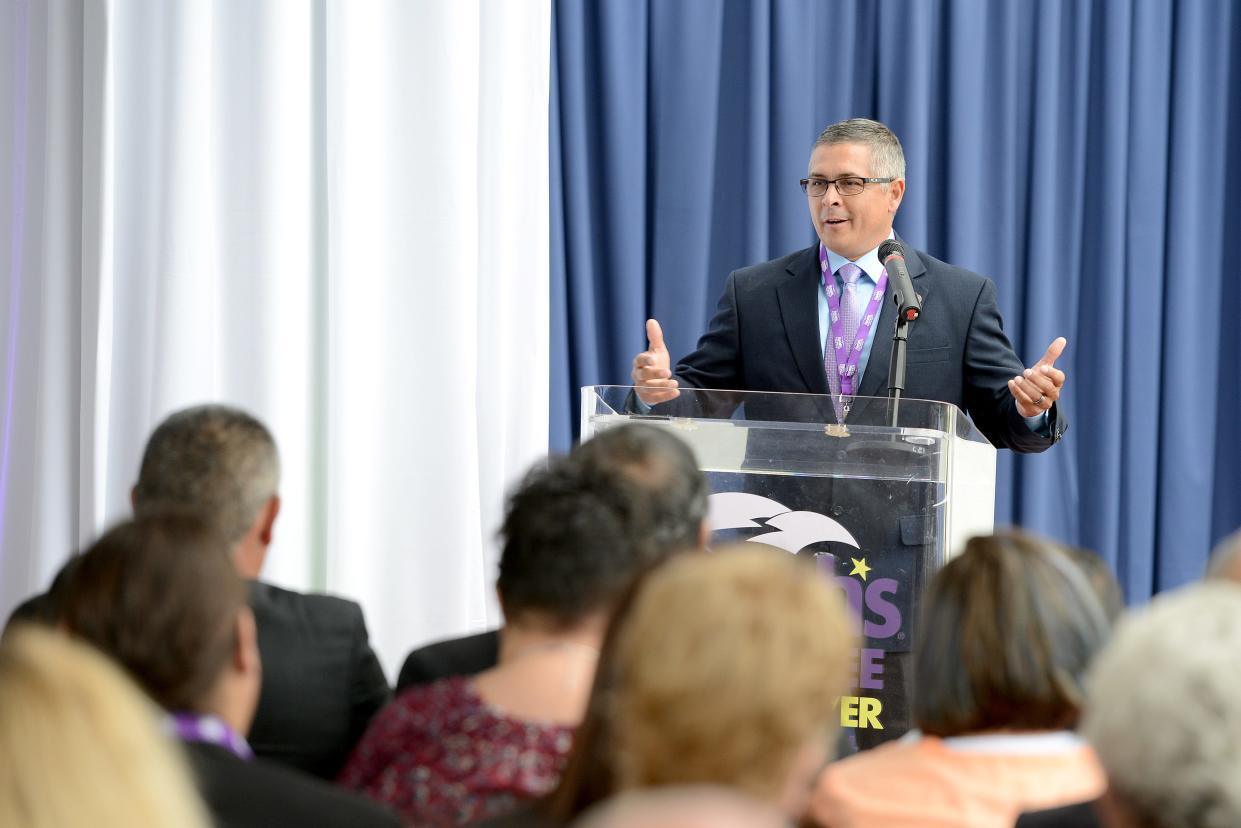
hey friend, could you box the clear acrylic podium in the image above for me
[581,385,997,750]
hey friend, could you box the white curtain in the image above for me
[0,0,551,678]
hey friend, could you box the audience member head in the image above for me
[606,546,854,817]
[2,553,81,634]
[497,456,654,631]
[0,626,212,828]
[59,514,261,735]
[914,531,1110,737]
[573,424,710,553]
[1205,527,1241,584]
[1058,543,1125,624]
[572,786,788,828]
[1082,582,1241,828]
[132,404,280,577]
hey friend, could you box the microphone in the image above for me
[878,239,921,322]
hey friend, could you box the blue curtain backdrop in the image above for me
[549,0,1241,601]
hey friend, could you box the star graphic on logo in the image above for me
[849,557,871,580]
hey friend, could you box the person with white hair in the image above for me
[1079,582,1241,828]
[1204,527,1241,582]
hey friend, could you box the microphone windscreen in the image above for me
[878,239,904,261]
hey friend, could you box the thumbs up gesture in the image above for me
[631,319,681,405]
[1008,337,1067,418]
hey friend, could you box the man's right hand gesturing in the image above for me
[631,318,680,405]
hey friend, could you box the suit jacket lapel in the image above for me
[775,247,830,397]
[853,245,931,410]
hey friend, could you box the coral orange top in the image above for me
[811,731,1105,828]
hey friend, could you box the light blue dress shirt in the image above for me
[818,235,1046,432]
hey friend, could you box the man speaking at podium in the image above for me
[628,119,1068,750]
[630,118,1067,454]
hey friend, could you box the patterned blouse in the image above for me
[339,676,575,826]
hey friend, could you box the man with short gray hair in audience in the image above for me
[4,405,391,777]
[395,422,710,692]
[128,405,390,779]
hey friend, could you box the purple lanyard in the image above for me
[167,712,255,761]
[820,245,888,397]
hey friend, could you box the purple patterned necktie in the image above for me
[825,262,864,418]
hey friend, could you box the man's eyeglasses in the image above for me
[799,176,894,197]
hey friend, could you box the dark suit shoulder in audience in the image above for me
[1015,800,1103,828]
[246,580,391,779]
[184,741,400,828]
[396,628,500,693]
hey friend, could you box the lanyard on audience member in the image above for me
[166,712,255,761]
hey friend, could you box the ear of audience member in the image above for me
[131,403,390,778]
[811,530,1112,828]
[394,423,709,694]
[340,456,661,827]
[1205,526,1241,583]
[0,626,213,828]
[569,786,790,828]
[1082,582,1241,828]
[58,514,401,828]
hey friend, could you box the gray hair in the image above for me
[811,118,906,180]
[1205,528,1241,582]
[573,424,709,554]
[132,405,280,543]
[1082,582,1241,828]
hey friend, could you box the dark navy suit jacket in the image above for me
[671,244,1065,452]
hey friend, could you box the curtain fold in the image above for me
[0,0,551,676]
[550,0,1241,599]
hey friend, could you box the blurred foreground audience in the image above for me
[1077,582,1241,828]
[570,786,789,828]
[341,446,673,825]
[606,547,850,816]
[58,515,400,828]
[132,405,389,777]
[494,545,853,828]
[811,531,1112,828]
[396,423,709,692]
[1205,527,1241,583]
[0,626,212,828]
[5,404,390,779]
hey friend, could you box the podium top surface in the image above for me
[582,385,992,446]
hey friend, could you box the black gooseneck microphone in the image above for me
[877,240,921,423]
[878,239,921,322]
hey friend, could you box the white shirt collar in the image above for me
[900,729,1088,756]
[823,230,896,284]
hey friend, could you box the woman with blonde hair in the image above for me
[604,545,855,817]
[0,626,211,828]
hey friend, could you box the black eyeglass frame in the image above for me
[799,176,895,197]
